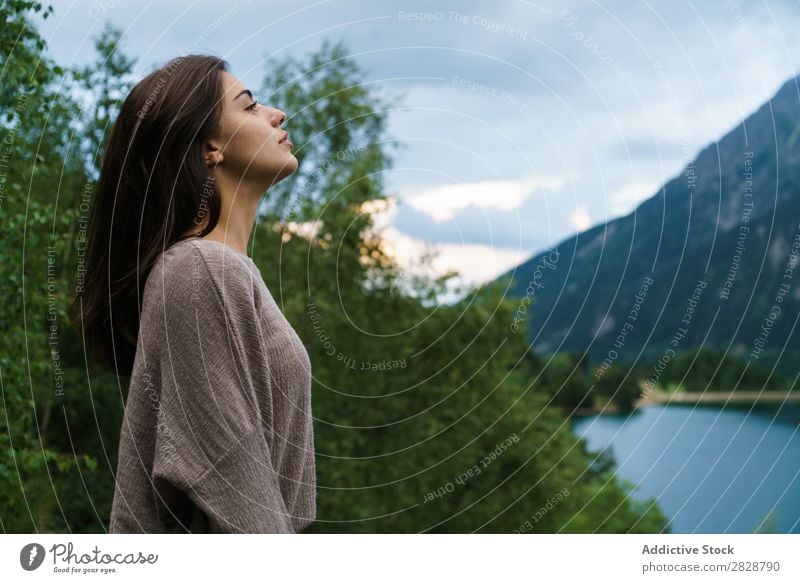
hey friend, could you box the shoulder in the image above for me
[146,238,258,308]
[162,237,253,271]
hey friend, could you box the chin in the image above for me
[264,159,298,185]
[278,155,298,175]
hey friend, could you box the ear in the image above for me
[204,139,223,167]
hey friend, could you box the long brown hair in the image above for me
[71,54,229,377]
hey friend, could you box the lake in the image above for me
[571,401,800,533]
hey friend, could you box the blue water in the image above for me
[571,402,800,533]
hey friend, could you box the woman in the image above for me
[72,54,316,533]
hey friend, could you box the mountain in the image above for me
[496,76,800,379]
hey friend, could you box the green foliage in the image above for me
[70,22,136,180]
[256,38,402,227]
[594,363,642,412]
[0,2,125,532]
[654,347,787,392]
[535,352,593,411]
[753,510,779,534]
[0,1,54,110]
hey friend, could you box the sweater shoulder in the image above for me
[145,238,258,307]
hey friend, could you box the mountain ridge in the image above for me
[495,75,800,378]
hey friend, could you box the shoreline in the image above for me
[571,387,800,417]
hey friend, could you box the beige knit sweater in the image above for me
[109,237,316,533]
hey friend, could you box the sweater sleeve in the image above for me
[148,242,294,533]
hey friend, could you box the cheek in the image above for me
[229,121,273,156]
[226,122,292,174]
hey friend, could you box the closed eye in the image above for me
[246,99,258,111]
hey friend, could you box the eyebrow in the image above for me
[233,89,253,101]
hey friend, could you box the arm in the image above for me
[148,243,294,533]
[186,426,293,533]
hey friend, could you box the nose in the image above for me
[269,107,286,127]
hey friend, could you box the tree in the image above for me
[0,0,100,532]
[70,22,136,181]
[658,347,786,392]
[539,352,593,411]
[595,363,642,412]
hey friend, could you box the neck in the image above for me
[194,172,263,255]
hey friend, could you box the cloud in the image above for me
[569,205,592,232]
[362,197,530,286]
[402,174,567,222]
[608,181,660,216]
[378,225,530,290]
[389,197,556,249]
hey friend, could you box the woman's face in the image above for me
[208,70,297,185]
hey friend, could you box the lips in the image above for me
[278,131,293,148]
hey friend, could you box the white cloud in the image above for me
[377,225,529,290]
[402,174,567,222]
[608,181,659,217]
[569,205,592,232]
[283,219,323,239]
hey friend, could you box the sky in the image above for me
[35,0,800,291]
